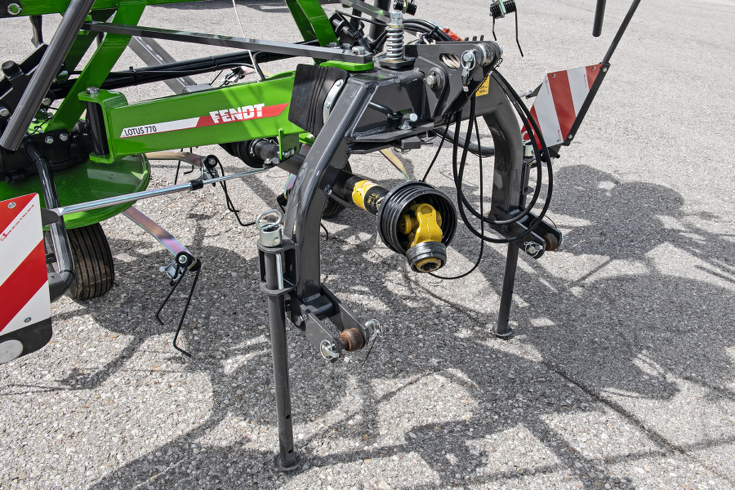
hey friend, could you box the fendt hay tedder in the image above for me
[0,0,640,470]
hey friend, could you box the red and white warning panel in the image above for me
[0,193,52,363]
[523,64,602,146]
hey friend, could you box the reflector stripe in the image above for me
[0,196,42,286]
[0,193,34,238]
[3,277,50,336]
[586,64,601,88]
[0,240,48,333]
[120,103,290,138]
[548,70,576,141]
[523,64,603,146]
[0,194,51,336]
[567,67,590,115]
[534,78,563,144]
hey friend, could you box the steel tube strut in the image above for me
[27,145,74,301]
[48,168,267,217]
[262,247,300,470]
[82,22,373,64]
[493,243,519,337]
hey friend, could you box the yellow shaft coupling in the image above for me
[398,203,443,248]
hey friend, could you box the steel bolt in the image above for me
[24,317,31,323]
[178,255,188,265]
[59,133,69,142]
[44,136,54,145]
[0,107,10,118]
[86,87,99,96]
[7,3,21,15]
[7,202,16,209]
[426,75,437,88]
[42,98,52,106]
[408,113,418,122]
[462,51,475,63]
[351,46,366,55]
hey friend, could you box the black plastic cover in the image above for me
[288,64,348,137]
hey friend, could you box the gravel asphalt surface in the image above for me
[1,0,734,489]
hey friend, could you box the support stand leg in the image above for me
[493,243,519,338]
[263,253,301,471]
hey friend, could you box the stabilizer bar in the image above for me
[82,21,373,64]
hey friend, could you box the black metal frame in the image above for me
[256,36,562,466]
[2,0,621,468]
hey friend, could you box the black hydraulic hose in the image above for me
[404,20,453,42]
[27,144,74,301]
[452,85,553,243]
[454,68,554,230]
[404,19,453,42]
[50,43,317,97]
[429,116,485,280]
[421,120,451,181]
[1,0,97,151]
[435,126,494,157]
[492,71,554,234]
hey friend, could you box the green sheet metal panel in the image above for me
[0,154,150,229]
[80,74,303,160]
[0,0,203,18]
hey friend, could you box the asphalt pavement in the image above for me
[1,0,734,489]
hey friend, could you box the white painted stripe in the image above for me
[2,283,51,335]
[567,67,591,115]
[120,117,200,139]
[533,76,564,146]
[0,195,43,286]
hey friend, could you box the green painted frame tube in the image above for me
[0,0,202,18]
[48,1,145,131]
[78,74,304,163]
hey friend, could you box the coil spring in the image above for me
[386,24,405,61]
[490,0,517,19]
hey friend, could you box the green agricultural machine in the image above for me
[0,0,639,469]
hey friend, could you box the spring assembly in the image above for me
[490,0,517,18]
[386,10,405,61]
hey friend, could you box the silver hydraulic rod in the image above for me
[49,168,267,217]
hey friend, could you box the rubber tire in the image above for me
[66,223,115,301]
[321,162,351,220]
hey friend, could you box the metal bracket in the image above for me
[289,284,370,358]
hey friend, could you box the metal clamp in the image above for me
[365,319,382,342]
[257,209,283,247]
[460,50,477,91]
[320,339,340,360]
[523,241,543,258]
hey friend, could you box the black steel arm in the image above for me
[0,0,97,151]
